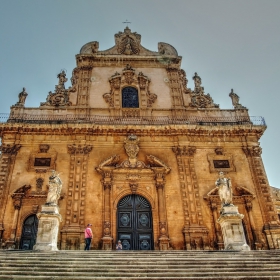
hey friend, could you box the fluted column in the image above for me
[210,200,223,250]
[10,200,21,241]
[101,172,113,250]
[245,198,261,249]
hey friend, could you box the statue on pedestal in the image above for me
[33,170,62,251]
[215,171,233,206]
[46,170,62,205]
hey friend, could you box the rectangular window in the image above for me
[34,158,51,167]
[213,160,230,169]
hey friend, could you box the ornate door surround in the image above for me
[96,135,171,250]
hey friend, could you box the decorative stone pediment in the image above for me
[79,27,178,58]
[205,185,255,204]
[96,135,170,174]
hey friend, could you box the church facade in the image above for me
[0,27,280,251]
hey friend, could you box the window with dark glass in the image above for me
[122,87,139,108]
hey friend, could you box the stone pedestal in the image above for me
[218,205,250,251]
[158,236,170,250]
[102,236,113,250]
[33,204,62,251]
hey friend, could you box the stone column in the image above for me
[155,172,170,250]
[101,173,113,250]
[245,198,262,250]
[210,200,223,250]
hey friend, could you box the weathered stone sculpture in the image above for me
[14,87,28,107]
[33,170,62,251]
[46,170,62,205]
[229,89,246,109]
[216,171,250,251]
[215,171,233,207]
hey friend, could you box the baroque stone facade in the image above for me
[0,27,280,251]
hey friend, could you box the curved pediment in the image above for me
[80,27,178,57]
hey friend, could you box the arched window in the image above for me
[122,87,139,108]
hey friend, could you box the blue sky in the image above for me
[1,0,280,187]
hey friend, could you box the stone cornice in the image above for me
[0,122,266,139]
[75,54,182,68]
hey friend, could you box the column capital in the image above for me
[67,144,93,155]
[0,144,21,155]
[172,146,196,157]
[242,146,262,157]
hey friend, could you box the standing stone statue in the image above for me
[229,89,245,109]
[34,170,62,251]
[15,87,28,106]
[46,170,62,205]
[215,171,233,206]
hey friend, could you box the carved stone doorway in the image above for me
[117,194,154,250]
[19,214,38,250]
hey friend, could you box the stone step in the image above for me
[0,250,279,280]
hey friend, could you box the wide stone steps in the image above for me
[0,250,280,280]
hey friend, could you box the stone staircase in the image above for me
[0,250,280,279]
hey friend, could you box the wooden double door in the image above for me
[117,194,154,250]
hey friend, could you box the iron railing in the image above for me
[0,113,266,126]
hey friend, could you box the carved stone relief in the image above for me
[40,71,72,107]
[189,72,219,109]
[115,27,141,55]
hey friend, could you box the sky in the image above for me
[0,0,279,187]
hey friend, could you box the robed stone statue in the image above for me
[215,171,233,206]
[46,170,62,205]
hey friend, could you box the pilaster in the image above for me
[172,145,209,250]
[243,145,280,249]
[0,144,21,238]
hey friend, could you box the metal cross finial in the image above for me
[122,20,131,27]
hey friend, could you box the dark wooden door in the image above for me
[20,214,38,250]
[117,194,153,250]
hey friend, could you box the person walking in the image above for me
[84,224,93,250]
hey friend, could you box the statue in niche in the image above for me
[15,88,28,106]
[215,171,233,206]
[46,170,62,205]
